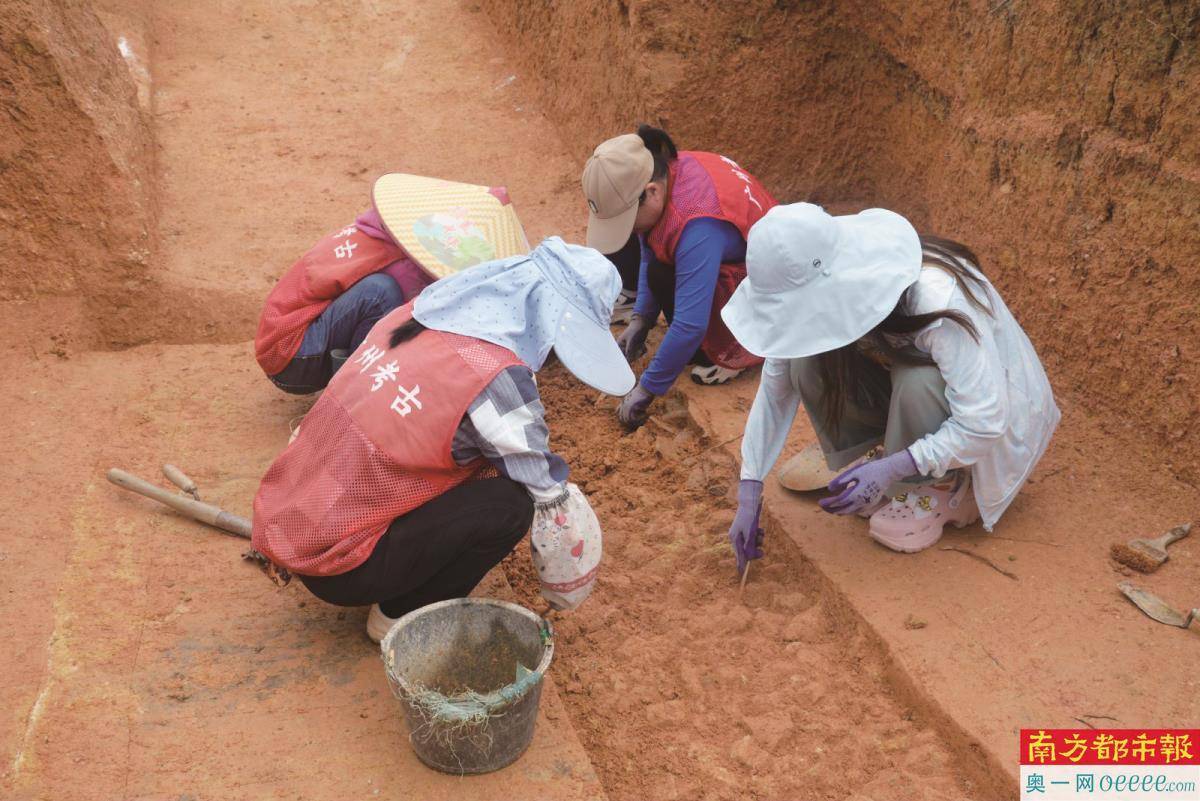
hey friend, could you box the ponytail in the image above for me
[636,123,678,181]
[389,317,427,348]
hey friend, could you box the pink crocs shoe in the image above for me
[856,495,891,519]
[868,471,979,553]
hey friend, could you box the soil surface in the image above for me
[2,1,604,800]
[2,0,1197,800]
[502,368,1007,800]
[0,0,155,340]
[677,357,1200,790]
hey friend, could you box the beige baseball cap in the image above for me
[582,134,654,254]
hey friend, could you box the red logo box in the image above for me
[1021,729,1200,767]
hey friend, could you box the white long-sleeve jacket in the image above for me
[740,264,1060,530]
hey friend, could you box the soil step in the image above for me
[676,367,1200,790]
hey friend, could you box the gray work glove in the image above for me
[617,384,654,431]
[615,314,652,361]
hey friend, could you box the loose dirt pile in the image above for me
[502,366,1007,801]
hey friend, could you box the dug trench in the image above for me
[5,0,1198,798]
[501,364,1009,801]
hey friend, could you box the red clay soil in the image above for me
[0,0,158,344]
[1,1,612,799]
[501,368,1008,801]
[2,0,1197,800]
[676,355,1200,792]
[483,0,1200,485]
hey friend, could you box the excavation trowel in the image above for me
[1118,582,1197,629]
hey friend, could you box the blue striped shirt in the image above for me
[450,365,568,505]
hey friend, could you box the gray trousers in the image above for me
[793,355,950,486]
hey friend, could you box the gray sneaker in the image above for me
[611,289,637,325]
[690,364,743,385]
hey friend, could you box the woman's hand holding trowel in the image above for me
[728,479,765,583]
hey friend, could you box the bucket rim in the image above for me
[379,597,555,702]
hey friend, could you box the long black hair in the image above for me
[389,317,427,348]
[815,235,994,435]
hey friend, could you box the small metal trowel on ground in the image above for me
[1118,582,1197,629]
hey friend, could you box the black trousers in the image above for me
[300,477,534,619]
[606,233,642,292]
[645,258,713,368]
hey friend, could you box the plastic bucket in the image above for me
[380,598,554,774]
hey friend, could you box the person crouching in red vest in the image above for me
[252,237,635,642]
[254,205,434,394]
[582,125,778,431]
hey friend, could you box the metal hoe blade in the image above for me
[1118,582,1197,628]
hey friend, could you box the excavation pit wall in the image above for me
[484,0,1200,484]
[0,0,156,349]
[1,0,264,357]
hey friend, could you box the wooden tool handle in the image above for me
[162,464,199,497]
[215,510,252,538]
[106,468,251,540]
[1155,523,1192,548]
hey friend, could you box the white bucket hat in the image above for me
[720,203,922,359]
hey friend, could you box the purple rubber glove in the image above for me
[617,384,654,430]
[728,479,765,575]
[819,449,918,515]
[615,314,652,361]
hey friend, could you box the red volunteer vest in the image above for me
[645,151,777,369]
[254,222,414,376]
[251,302,523,576]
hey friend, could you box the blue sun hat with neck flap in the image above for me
[413,236,636,396]
[721,202,922,359]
